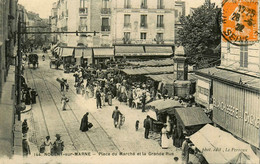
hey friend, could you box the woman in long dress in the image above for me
[61,94,67,110]
[161,124,169,149]
[107,90,113,106]
[44,136,52,154]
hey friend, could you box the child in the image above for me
[135,120,139,131]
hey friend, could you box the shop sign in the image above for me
[213,98,260,129]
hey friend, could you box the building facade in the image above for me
[195,3,260,149]
[51,0,177,67]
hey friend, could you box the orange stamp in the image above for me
[222,0,258,43]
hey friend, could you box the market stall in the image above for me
[174,107,212,135]
[190,124,259,164]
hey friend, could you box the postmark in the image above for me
[221,0,258,46]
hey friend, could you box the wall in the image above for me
[212,80,260,148]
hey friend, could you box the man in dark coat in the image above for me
[112,106,122,128]
[80,112,89,132]
[25,89,31,105]
[141,92,146,112]
[96,90,102,109]
[30,89,38,104]
[143,115,151,139]
[60,78,65,91]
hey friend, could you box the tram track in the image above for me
[30,66,121,153]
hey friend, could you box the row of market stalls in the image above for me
[146,98,259,164]
[50,45,174,68]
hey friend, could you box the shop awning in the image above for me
[122,66,174,75]
[74,48,84,58]
[175,107,212,127]
[83,48,92,59]
[190,124,259,164]
[61,47,74,57]
[145,46,173,55]
[115,46,144,55]
[93,48,114,58]
[127,59,174,67]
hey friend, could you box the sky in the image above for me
[18,0,222,19]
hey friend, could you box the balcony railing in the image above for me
[101,8,111,14]
[79,8,88,15]
[157,5,165,9]
[101,25,110,31]
[140,4,147,9]
[113,39,175,45]
[124,23,131,28]
[157,24,164,28]
[140,23,148,28]
[124,5,131,9]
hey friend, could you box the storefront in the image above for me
[195,67,260,149]
[93,47,114,69]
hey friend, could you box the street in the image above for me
[21,50,189,163]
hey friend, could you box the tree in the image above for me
[177,1,221,68]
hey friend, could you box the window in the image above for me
[157,15,164,28]
[80,0,87,8]
[140,33,146,39]
[157,0,164,9]
[102,0,110,8]
[101,18,110,31]
[79,17,87,31]
[124,14,131,27]
[156,33,163,40]
[124,32,131,43]
[141,0,147,9]
[240,45,248,67]
[124,0,131,8]
[140,15,147,28]
[227,42,230,53]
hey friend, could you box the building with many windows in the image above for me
[112,0,175,60]
[51,0,177,67]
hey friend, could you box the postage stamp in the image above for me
[222,0,258,43]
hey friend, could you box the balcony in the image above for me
[78,25,87,32]
[140,4,147,9]
[79,8,88,15]
[101,8,111,14]
[157,24,164,28]
[101,25,110,31]
[124,5,131,9]
[140,23,148,28]
[124,23,131,28]
[157,5,165,9]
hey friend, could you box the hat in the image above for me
[115,106,118,109]
[86,112,89,115]
[55,134,61,138]
[24,119,27,121]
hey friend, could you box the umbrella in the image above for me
[147,99,182,111]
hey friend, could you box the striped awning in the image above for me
[93,48,114,58]
[61,48,74,57]
[74,49,84,58]
[115,46,144,56]
[145,46,173,55]
[83,48,92,59]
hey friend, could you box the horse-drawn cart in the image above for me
[28,53,39,69]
